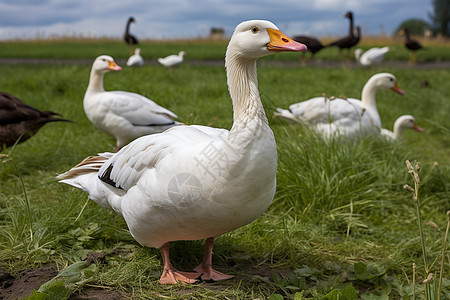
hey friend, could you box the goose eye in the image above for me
[251,27,260,34]
[389,78,394,82]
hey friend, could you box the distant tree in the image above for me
[394,19,431,36]
[428,0,450,36]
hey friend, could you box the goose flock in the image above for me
[274,73,414,139]
[1,13,426,286]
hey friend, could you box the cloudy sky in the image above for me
[0,0,432,40]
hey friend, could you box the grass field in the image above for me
[1,35,450,62]
[0,39,449,299]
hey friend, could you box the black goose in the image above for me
[401,27,423,64]
[328,11,360,56]
[0,91,72,148]
[124,17,139,54]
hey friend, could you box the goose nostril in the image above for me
[282,38,289,43]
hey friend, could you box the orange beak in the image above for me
[391,81,405,95]
[413,122,424,132]
[108,60,122,71]
[266,29,307,52]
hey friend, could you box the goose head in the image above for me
[226,20,307,61]
[135,48,141,55]
[395,115,424,132]
[178,51,186,57]
[367,73,404,95]
[92,55,122,74]
[354,48,363,60]
[345,11,353,20]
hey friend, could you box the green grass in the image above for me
[0,49,449,299]
[1,37,450,63]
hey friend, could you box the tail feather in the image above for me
[57,154,111,180]
[57,152,123,213]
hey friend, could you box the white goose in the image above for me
[126,48,144,67]
[275,73,404,138]
[58,20,307,284]
[157,51,186,67]
[354,47,389,66]
[84,55,179,151]
[380,115,423,140]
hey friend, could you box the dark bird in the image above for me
[293,35,326,61]
[0,91,72,148]
[124,17,139,55]
[401,27,423,64]
[328,11,361,58]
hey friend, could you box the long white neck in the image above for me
[360,80,381,126]
[225,51,268,136]
[86,69,105,95]
[392,119,404,139]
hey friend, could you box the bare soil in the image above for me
[0,265,58,300]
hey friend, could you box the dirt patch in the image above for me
[0,265,58,300]
[70,288,126,300]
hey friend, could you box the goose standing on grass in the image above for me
[58,20,307,284]
[275,73,404,138]
[124,17,139,55]
[0,91,72,148]
[380,115,423,140]
[354,47,389,66]
[158,51,186,68]
[328,11,360,57]
[401,27,423,65]
[84,55,180,152]
[126,48,144,67]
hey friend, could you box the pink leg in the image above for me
[159,243,201,284]
[194,237,234,282]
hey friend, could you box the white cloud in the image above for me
[0,0,432,40]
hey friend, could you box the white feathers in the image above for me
[354,47,389,66]
[158,51,186,67]
[126,48,144,66]
[84,55,180,150]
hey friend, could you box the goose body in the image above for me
[401,27,423,64]
[275,73,404,138]
[126,48,144,67]
[157,51,186,67]
[380,115,423,140]
[0,91,71,148]
[293,36,326,54]
[59,20,307,284]
[354,47,389,66]
[84,55,179,151]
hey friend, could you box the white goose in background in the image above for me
[354,47,389,66]
[58,20,307,284]
[84,55,180,151]
[275,73,404,138]
[380,115,423,140]
[126,48,144,66]
[157,51,186,67]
